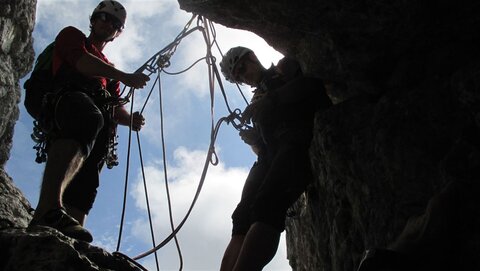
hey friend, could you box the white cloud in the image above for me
[128,147,290,270]
[123,0,176,19]
[92,229,118,252]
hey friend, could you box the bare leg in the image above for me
[221,235,245,271]
[33,139,85,220]
[233,222,281,271]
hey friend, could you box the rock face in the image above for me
[0,0,35,167]
[179,0,480,270]
[1,226,145,271]
[0,0,36,227]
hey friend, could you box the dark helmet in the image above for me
[92,0,127,28]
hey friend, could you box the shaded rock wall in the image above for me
[0,0,36,227]
[179,0,480,270]
[0,0,35,167]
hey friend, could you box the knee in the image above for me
[232,205,251,236]
[81,109,105,141]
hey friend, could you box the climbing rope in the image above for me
[114,14,250,270]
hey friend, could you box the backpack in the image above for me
[23,41,55,120]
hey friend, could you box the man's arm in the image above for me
[54,26,149,89]
[75,53,149,89]
[241,76,331,126]
[114,106,145,131]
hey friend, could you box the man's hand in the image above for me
[76,53,150,89]
[240,102,258,125]
[239,128,261,146]
[239,128,263,155]
[114,108,145,131]
[241,96,275,126]
[130,111,145,131]
[121,72,150,89]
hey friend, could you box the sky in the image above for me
[6,0,289,270]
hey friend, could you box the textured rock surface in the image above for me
[0,169,32,229]
[1,227,143,271]
[179,0,480,270]
[0,0,35,167]
[0,0,36,232]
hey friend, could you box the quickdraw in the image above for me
[31,120,48,163]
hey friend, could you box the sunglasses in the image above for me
[96,12,124,31]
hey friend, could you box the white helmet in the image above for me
[92,0,127,27]
[220,46,253,83]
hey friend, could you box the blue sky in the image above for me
[6,0,290,270]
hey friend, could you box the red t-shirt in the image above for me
[53,26,120,96]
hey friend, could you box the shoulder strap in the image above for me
[33,41,55,73]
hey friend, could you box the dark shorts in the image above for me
[231,133,313,235]
[51,91,110,214]
[53,91,106,156]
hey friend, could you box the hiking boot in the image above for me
[29,207,93,243]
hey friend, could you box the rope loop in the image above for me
[209,146,219,166]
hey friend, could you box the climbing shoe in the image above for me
[28,207,93,243]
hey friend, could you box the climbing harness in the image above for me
[30,87,127,168]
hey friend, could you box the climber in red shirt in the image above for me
[219,47,332,271]
[28,0,150,243]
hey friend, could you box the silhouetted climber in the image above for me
[25,0,149,242]
[219,47,332,271]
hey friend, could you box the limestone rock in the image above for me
[1,227,143,271]
[0,169,32,229]
[0,0,36,167]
